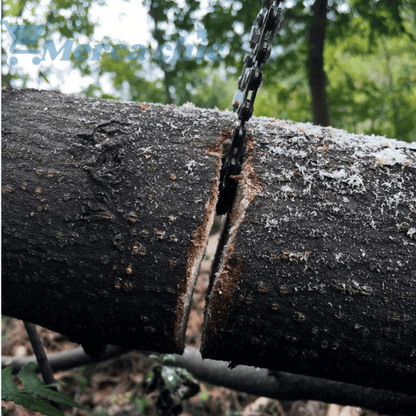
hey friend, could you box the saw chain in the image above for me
[216,0,282,215]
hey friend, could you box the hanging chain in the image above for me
[216,0,283,215]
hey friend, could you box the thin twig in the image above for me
[23,321,64,411]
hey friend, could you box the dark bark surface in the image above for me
[202,117,416,394]
[2,88,231,353]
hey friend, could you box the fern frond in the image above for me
[2,366,21,400]
[2,362,86,416]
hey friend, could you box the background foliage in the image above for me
[2,0,415,142]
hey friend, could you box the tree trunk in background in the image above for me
[308,0,330,126]
[148,0,174,104]
[3,88,416,396]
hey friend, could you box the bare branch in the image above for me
[3,346,416,415]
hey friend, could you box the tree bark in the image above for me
[3,88,416,397]
[201,119,416,395]
[308,0,330,126]
[1,88,227,354]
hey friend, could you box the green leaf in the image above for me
[2,0,26,17]
[2,365,63,416]
[1,367,21,401]
[11,393,63,416]
[2,363,86,416]
[38,71,50,84]
[20,363,85,409]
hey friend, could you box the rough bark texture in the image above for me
[202,117,416,395]
[1,88,231,353]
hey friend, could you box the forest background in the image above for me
[2,0,416,142]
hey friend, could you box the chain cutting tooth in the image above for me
[249,26,261,47]
[232,90,244,110]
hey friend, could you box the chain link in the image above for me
[216,0,283,215]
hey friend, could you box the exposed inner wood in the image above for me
[201,134,263,348]
[173,132,227,350]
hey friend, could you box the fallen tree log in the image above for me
[2,88,416,397]
[1,88,228,354]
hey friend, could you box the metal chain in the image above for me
[216,0,283,215]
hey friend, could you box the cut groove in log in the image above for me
[3,89,416,398]
[173,129,227,349]
[201,117,416,394]
[202,134,263,339]
[1,88,233,353]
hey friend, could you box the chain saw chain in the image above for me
[216,0,283,215]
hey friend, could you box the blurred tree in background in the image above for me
[2,0,415,142]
